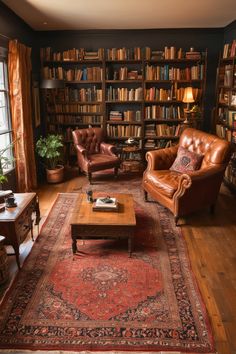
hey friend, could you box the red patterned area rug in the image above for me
[0,176,215,353]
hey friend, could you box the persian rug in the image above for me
[0,176,215,353]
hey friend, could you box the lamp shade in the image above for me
[183,87,194,103]
[40,79,65,89]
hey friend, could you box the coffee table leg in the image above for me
[128,236,132,258]
[72,236,78,254]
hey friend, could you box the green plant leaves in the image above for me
[36,134,64,169]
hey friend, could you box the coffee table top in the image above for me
[70,193,136,227]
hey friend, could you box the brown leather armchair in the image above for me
[72,127,121,183]
[142,128,232,225]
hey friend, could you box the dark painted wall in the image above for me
[224,20,236,43]
[0,2,34,47]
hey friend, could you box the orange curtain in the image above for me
[8,39,37,192]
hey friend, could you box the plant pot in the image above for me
[46,165,64,184]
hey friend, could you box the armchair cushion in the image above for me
[170,146,203,173]
[145,170,180,198]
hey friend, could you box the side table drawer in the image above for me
[15,204,33,243]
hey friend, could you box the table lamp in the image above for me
[183,87,194,123]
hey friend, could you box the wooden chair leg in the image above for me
[114,167,118,178]
[210,204,215,214]
[144,190,148,202]
[174,216,179,226]
[87,172,92,184]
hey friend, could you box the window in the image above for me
[0,47,13,173]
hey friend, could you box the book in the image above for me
[93,197,118,211]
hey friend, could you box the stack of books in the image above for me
[109,111,123,121]
[185,51,201,60]
[93,197,118,211]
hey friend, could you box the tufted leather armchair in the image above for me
[142,128,232,225]
[72,127,121,183]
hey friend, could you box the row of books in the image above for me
[228,111,236,128]
[106,68,142,80]
[44,85,200,105]
[145,123,183,137]
[42,66,103,81]
[106,47,142,61]
[41,46,205,62]
[40,47,104,61]
[47,115,103,125]
[144,139,177,149]
[145,87,201,101]
[106,87,143,101]
[47,87,102,103]
[225,161,236,185]
[145,105,184,120]
[46,103,102,114]
[42,64,205,82]
[145,47,203,60]
[106,124,142,137]
[219,89,236,106]
[108,110,141,122]
[218,64,233,87]
[145,64,205,81]
[222,40,236,59]
[216,124,236,142]
[45,88,104,103]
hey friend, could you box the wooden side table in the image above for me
[0,235,9,285]
[121,145,143,172]
[0,193,40,269]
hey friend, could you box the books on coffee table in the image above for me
[93,197,118,211]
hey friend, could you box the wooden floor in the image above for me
[1,168,236,354]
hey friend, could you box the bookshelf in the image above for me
[105,49,143,155]
[214,39,236,190]
[40,46,207,164]
[143,46,207,151]
[40,47,104,163]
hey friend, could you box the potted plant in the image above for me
[36,134,64,183]
[0,142,16,203]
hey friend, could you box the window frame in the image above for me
[0,46,14,175]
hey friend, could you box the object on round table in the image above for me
[0,190,12,204]
[125,137,138,146]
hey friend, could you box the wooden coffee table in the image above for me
[70,193,136,257]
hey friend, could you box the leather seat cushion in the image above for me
[145,170,181,198]
[88,153,120,171]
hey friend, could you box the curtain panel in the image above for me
[8,39,37,192]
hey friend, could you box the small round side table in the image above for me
[121,146,143,172]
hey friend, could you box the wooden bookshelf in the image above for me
[40,46,207,164]
[213,39,236,191]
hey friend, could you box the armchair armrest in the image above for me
[187,165,226,183]
[74,144,90,162]
[100,142,117,156]
[173,166,226,210]
[146,145,178,171]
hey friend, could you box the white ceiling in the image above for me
[2,0,236,31]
